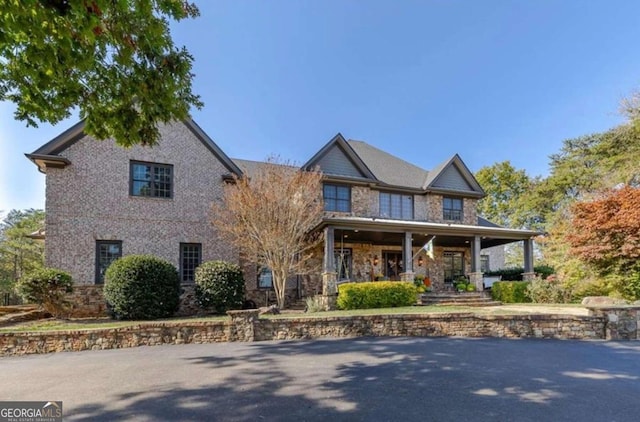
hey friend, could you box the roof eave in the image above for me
[25,153,71,173]
[318,216,542,239]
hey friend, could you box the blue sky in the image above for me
[2,0,640,213]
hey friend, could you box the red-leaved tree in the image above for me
[567,185,640,299]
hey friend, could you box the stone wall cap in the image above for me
[585,305,640,310]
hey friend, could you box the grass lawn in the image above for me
[0,303,589,332]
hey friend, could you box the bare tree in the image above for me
[213,158,324,309]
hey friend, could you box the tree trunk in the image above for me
[273,270,286,309]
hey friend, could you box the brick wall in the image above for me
[44,121,236,286]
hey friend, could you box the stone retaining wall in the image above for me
[255,313,605,341]
[1,311,619,357]
[587,306,640,340]
[0,321,229,356]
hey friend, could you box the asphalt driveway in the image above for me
[2,337,639,421]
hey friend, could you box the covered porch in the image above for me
[318,216,540,304]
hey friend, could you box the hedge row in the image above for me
[491,281,531,303]
[484,265,554,281]
[337,281,417,310]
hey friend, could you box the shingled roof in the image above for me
[346,140,429,189]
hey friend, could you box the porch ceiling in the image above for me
[333,229,518,249]
[323,216,540,249]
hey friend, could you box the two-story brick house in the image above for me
[27,120,537,314]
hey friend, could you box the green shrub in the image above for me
[466,284,476,292]
[195,261,245,313]
[491,281,531,303]
[17,268,73,316]
[485,265,555,281]
[337,281,417,310]
[103,255,180,320]
[525,276,569,303]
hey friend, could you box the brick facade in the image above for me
[44,122,235,286]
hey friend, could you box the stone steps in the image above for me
[420,292,501,307]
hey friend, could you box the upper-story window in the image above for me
[443,197,463,221]
[379,192,413,219]
[323,184,351,212]
[130,161,173,198]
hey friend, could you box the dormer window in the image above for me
[443,197,463,221]
[323,184,351,212]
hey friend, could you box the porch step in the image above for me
[420,292,501,307]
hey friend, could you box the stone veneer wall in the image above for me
[3,311,623,356]
[339,242,471,290]
[44,121,236,286]
[425,195,477,225]
[65,284,202,317]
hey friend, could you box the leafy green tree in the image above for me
[0,209,45,294]
[0,0,202,147]
[475,161,537,229]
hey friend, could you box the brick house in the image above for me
[27,120,537,314]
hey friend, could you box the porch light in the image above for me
[418,256,423,267]
[373,255,379,266]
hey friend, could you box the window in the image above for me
[443,197,463,221]
[443,251,464,283]
[480,255,490,273]
[95,240,122,284]
[323,184,351,212]
[130,161,173,198]
[334,248,352,281]
[379,192,413,219]
[258,267,273,288]
[180,243,202,282]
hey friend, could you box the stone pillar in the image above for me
[468,272,483,292]
[227,309,261,342]
[470,235,483,290]
[523,238,535,280]
[586,306,640,340]
[400,231,415,282]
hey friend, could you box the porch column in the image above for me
[523,238,535,281]
[400,231,415,282]
[469,235,483,291]
[321,226,338,309]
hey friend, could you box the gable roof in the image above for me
[25,119,243,176]
[301,133,377,181]
[423,154,485,197]
[346,140,429,190]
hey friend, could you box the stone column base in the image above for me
[468,272,483,291]
[522,272,536,281]
[322,271,338,295]
[400,272,415,282]
[320,294,338,311]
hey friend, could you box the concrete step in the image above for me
[420,300,502,307]
[420,292,501,307]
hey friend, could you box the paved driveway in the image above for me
[2,338,639,421]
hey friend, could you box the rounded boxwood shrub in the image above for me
[17,268,73,316]
[103,255,180,320]
[337,281,418,310]
[195,261,245,313]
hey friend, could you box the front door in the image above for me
[383,251,403,280]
